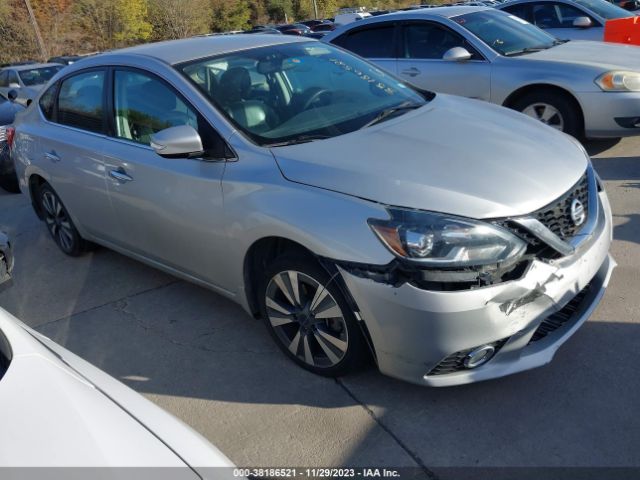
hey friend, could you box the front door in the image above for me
[396,21,492,101]
[103,68,229,287]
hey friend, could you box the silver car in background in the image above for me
[12,35,614,386]
[324,7,640,138]
[499,0,634,41]
[0,63,64,107]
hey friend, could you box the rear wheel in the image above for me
[259,255,367,377]
[512,90,582,138]
[37,183,88,256]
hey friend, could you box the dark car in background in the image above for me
[311,22,336,32]
[0,91,24,193]
[276,23,313,35]
[47,55,84,65]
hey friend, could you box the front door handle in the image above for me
[401,67,420,77]
[44,151,60,163]
[109,169,133,183]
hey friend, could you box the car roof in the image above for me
[108,34,311,65]
[2,63,63,71]
[374,5,491,19]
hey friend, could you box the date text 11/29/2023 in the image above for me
[233,468,401,478]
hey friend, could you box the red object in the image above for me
[604,17,640,45]
[5,127,15,149]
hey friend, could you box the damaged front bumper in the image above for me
[339,191,615,386]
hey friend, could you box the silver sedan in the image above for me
[323,6,640,138]
[12,35,614,386]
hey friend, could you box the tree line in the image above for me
[0,0,435,64]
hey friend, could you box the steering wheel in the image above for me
[302,88,332,110]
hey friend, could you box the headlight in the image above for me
[368,208,527,268]
[595,71,640,92]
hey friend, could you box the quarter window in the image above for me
[337,25,396,58]
[57,70,105,133]
[0,71,7,87]
[39,83,57,121]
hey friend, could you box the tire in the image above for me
[0,173,19,193]
[512,90,582,138]
[259,254,368,377]
[37,183,88,256]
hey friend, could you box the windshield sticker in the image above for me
[329,58,397,95]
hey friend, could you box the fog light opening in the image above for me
[463,345,496,369]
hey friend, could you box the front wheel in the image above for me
[512,91,582,138]
[259,255,368,377]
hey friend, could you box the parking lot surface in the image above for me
[0,136,638,474]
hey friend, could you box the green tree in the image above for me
[211,0,251,32]
[266,0,292,23]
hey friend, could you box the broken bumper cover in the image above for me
[339,192,615,386]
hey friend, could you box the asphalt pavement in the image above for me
[0,136,638,476]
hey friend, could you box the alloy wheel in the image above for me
[41,191,75,253]
[522,102,565,131]
[265,270,349,368]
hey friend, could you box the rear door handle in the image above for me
[401,67,420,77]
[109,169,133,183]
[44,151,60,163]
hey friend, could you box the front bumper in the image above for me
[579,91,640,138]
[340,191,615,386]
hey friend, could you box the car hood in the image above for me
[0,308,232,471]
[524,40,640,70]
[271,94,588,219]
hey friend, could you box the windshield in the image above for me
[18,66,63,87]
[178,42,428,146]
[454,10,558,56]
[573,0,632,19]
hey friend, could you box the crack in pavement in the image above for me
[335,378,439,480]
[33,280,181,329]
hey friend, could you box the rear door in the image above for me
[396,20,491,100]
[33,69,118,240]
[102,67,230,287]
[330,22,399,76]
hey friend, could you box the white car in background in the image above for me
[0,234,233,474]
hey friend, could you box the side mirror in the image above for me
[0,233,14,292]
[150,125,204,159]
[573,16,592,28]
[7,90,18,102]
[8,82,20,89]
[442,47,472,62]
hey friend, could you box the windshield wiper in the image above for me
[503,46,552,57]
[360,102,423,130]
[265,134,332,148]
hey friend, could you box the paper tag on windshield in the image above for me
[509,15,530,25]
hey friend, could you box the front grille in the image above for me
[529,283,591,344]
[534,172,589,239]
[427,338,509,376]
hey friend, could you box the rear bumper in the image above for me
[340,191,615,386]
[579,91,640,138]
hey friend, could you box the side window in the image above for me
[339,25,396,58]
[402,23,482,60]
[57,70,105,133]
[0,71,7,87]
[531,3,593,28]
[7,71,19,86]
[113,69,227,159]
[502,4,534,23]
[39,83,57,121]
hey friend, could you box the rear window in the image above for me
[335,25,396,58]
